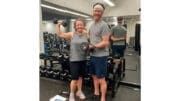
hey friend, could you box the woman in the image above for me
[56,18,88,101]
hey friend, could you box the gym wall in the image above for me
[41,21,67,33]
[104,0,140,17]
[126,18,140,43]
[40,8,44,53]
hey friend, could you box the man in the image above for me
[110,17,127,76]
[88,3,110,101]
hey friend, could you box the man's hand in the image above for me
[89,44,96,49]
[88,44,96,53]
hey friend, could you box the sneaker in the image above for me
[76,91,86,100]
[93,94,100,101]
[69,93,75,101]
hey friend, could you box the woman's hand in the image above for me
[57,20,63,27]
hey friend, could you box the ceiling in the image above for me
[41,0,140,21]
[42,7,77,20]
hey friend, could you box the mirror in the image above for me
[40,0,141,101]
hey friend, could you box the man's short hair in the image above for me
[93,3,105,10]
[117,17,123,21]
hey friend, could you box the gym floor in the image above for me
[40,47,140,101]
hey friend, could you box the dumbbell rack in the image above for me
[40,52,71,81]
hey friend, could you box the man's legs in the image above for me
[99,77,107,101]
[120,57,124,72]
[90,57,100,96]
[90,56,107,101]
[95,56,108,101]
[92,75,100,95]
[120,45,125,76]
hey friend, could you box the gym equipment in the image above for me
[40,52,70,79]
[40,66,47,77]
[109,45,126,79]
[82,57,93,88]
[52,69,60,79]
[80,42,95,53]
[80,42,89,51]
[53,18,68,27]
[59,70,70,81]
[106,57,123,97]
[43,32,70,56]
[40,53,48,77]
[66,74,72,82]
[135,24,141,55]
[119,81,140,89]
[120,58,126,77]
[45,68,54,78]
[59,71,66,80]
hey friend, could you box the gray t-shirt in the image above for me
[89,20,110,57]
[111,25,127,45]
[70,32,88,61]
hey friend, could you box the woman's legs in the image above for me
[69,80,78,101]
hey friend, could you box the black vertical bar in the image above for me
[135,24,141,55]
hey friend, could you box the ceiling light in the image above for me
[103,0,115,7]
[85,18,93,21]
[41,4,89,18]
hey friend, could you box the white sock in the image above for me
[77,90,82,93]
[70,92,74,96]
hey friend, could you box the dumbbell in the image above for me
[63,53,69,60]
[40,66,47,77]
[107,57,113,65]
[106,57,114,73]
[40,53,46,59]
[53,18,68,27]
[80,42,89,51]
[52,69,60,79]
[45,68,54,78]
[59,71,68,80]
[58,54,64,63]
[80,42,95,52]
[66,74,72,82]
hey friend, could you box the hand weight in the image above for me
[53,18,68,27]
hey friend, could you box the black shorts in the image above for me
[111,45,126,58]
[70,60,86,80]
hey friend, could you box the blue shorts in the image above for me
[89,56,108,78]
[111,45,126,58]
